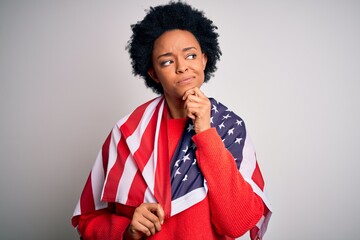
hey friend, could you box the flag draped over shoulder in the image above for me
[72,96,272,239]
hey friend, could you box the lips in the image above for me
[177,76,194,84]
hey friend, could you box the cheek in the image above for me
[156,70,173,84]
[195,59,206,71]
[199,63,206,73]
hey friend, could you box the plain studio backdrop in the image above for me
[1,0,359,239]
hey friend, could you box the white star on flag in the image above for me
[211,105,218,113]
[182,175,188,181]
[219,122,225,129]
[187,124,194,132]
[191,143,196,150]
[175,168,181,177]
[236,119,243,126]
[227,128,234,135]
[222,114,231,120]
[235,138,242,144]
[175,159,180,167]
[182,146,188,153]
[182,154,191,162]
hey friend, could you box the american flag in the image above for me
[72,96,272,239]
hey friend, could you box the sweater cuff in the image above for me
[192,127,223,149]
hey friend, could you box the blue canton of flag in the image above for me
[170,98,247,201]
[210,98,246,169]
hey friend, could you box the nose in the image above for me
[176,58,188,74]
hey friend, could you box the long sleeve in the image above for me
[77,208,130,240]
[192,128,264,238]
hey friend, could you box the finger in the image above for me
[154,204,165,224]
[192,87,206,98]
[142,212,162,233]
[186,107,198,120]
[184,100,206,116]
[184,94,201,104]
[184,91,209,107]
[132,204,161,234]
[135,210,162,236]
[183,96,206,113]
[182,87,201,100]
[143,203,164,231]
[131,220,153,237]
[187,112,196,120]
[139,217,157,235]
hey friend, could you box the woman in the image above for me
[72,2,271,240]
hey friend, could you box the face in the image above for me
[148,29,207,100]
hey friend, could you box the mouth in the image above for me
[177,76,194,85]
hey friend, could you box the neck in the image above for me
[164,94,187,119]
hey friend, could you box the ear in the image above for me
[147,68,160,83]
[202,53,208,70]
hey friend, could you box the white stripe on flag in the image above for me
[126,97,162,155]
[239,135,256,179]
[101,114,129,196]
[73,198,81,216]
[104,124,121,180]
[240,135,272,212]
[143,186,157,203]
[170,187,207,216]
[91,150,107,210]
[142,151,156,196]
[115,154,138,203]
[152,99,164,188]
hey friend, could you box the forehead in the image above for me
[153,29,201,53]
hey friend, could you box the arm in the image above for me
[77,208,130,240]
[183,87,265,238]
[192,128,264,238]
[78,203,164,240]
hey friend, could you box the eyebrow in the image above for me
[157,47,197,59]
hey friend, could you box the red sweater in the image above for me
[78,118,263,239]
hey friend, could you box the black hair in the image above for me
[127,1,221,94]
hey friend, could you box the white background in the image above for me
[1,0,359,239]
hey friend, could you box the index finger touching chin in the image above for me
[192,87,207,98]
[182,89,195,100]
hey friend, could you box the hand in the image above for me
[183,87,211,134]
[125,203,165,240]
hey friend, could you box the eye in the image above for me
[186,54,197,60]
[160,60,173,66]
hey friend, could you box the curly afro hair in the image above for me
[126,1,222,94]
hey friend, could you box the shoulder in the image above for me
[114,96,164,128]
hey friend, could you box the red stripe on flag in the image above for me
[120,99,154,138]
[126,170,148,205]
[101,132,111,174]
[101,137,129,201]
[80,173,95,214]
[102,99,159,202]
[125,100,161,206]
[251,159,265,191]
[250,191,271,240]
[154,107,171,216]
[250,226,260,240]
[132,105,159,171]
[263,204,270,218]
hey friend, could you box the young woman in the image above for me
[72,2,272,240]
